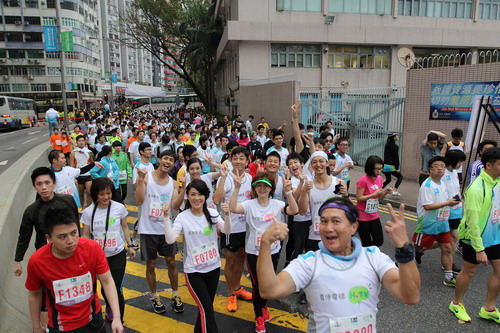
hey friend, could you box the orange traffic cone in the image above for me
[29,122,32,128]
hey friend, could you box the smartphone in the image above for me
[334,184,342,195]
[453,194,461,201]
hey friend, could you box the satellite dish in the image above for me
[397,47,416,68]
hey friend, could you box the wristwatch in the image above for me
[396,242,414,254]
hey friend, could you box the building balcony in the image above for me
[5,41,44,49]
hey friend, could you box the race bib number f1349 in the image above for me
[53,272,93,306]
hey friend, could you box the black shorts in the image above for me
[448,218,461,230]
[77,175,92,185]
[140,234,177,261]
[460,241,500,264]
[48,310,104,332]
[220,231,246,252]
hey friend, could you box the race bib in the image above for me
[149,201,163,219]
[57,184,74,196]
[55,140,61,146]
[61,140,68,147]
[255,230,278,251]
[192,241,219,269]
[53,272,93,306]
[492,207,500,224]
[313,216,320,235]
[365,198,379,214]
[118,170,127,181]
[329,311,376,333]
[437,207,450,221]
[340,168,349,181]
[93,231,119,252]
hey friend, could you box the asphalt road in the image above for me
[0,124,50,175]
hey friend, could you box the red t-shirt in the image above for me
[25,238,109,331]
[248,163,264,179]
[355,174,383,221]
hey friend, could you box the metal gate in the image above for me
[299,87,405,165]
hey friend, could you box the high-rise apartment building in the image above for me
[0,0,102,111]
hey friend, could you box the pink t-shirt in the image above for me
[356,174,383,221]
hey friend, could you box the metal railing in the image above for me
[412,50,500,69]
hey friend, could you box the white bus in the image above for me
[131,94,202,112]
[0,96,36,130]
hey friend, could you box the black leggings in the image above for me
[120,183,128,202]
[290,221,312,260]
[357,218,384,247]
[383,171,403,189]
[185,268,220,333]
[246,253,279,318]
[101,249,126,323]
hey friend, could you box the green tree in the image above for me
[123,0,222,112]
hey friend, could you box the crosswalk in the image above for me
[103,203,308,333]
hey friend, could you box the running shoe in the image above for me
[172,296,185,313]
[262,307,270,322]
[130,237,139,251]
[227,294,238,312]
[443,277,456,288]
[234,286,253,300]
[392,191,401,196]
[441,264,461,275]
[255,316,266,333]
[150,295,166,314]
[298,292,307,305]
[479,307,500,323]
[449,301,471,322]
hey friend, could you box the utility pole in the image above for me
[55,1,69,129]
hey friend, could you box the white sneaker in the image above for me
[392,191,401,196]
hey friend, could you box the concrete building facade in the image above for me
[214,0,500,119]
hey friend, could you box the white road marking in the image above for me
[43,133,49,136]
[7,146,14,150]
[0,160,7,166]
[28,130,41,135]
[22,138,37,144]
[0,131,15,137]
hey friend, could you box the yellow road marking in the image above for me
[124,304,194,332]
[126,204,139,212]
[124,261,307,331]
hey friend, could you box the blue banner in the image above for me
[430,81,500,120]
[111,73,118,83]
[44,26,58,52]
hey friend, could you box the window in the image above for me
[31,83,47,91]
[61,1,78,11]
[42,17,56,26]
[12,84,29,92]
[479,0,500,20]
[0,84,10,92]
[27,50,44,59]
[3,0,20,7]
[329,0,391,15]
[5,16,22,24]
[50,83,61,91]
[28,67,46,75]
[11,67,27,76]
[47,0,56,8]
[25,0,38,8]
[9,50,25,58]
[25,33,43,43]
[398,0,473,18]
[24,16,41,25]
[276,0,321,11]
[47,67,61,75]
[328,45,390,69]
[0,49,6,58]
[271,44,321,68]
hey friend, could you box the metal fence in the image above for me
[299,87,405,165]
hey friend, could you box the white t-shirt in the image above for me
[241,198,285,256]
[442,168,462,219]
[245,120,253,132]
[309,176,340,240]
[416,177,451,235]
[266,146,289,176]
[54,166,81,208]
[334,153,354,183]
[139,173,175,235]
[132,161,155,184]
[185,173,215,209]
[211,146,225,165]
[129,140,141,165]
[291,176,311,222]
[171,208,225,273]
[81,201,128,257]
[217,173,252,234]
[285,245,396,333]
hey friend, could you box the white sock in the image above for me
[444,271,453,280]
[151,292,159,298]
[172,290,179,297]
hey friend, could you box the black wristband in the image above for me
[395,249,415,263]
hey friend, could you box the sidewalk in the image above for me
[348,166,419,212]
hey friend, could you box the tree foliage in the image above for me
[123,0,223,112]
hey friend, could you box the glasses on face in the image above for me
[374,167,383,171]
[431,164,446,169]
[338,144,349,147]
[325,140,333,143]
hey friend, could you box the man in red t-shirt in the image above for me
[25,208,123,333]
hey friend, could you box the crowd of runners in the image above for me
[11,101,500,333]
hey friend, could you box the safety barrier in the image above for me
[0,141,51,332]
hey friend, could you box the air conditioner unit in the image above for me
[15,21,22,25]
[3,75,8,81]
[28,75,34,80]
[28,59,34,63]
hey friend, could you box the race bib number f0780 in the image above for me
[53,272,93,306]
[192,242,219,269]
